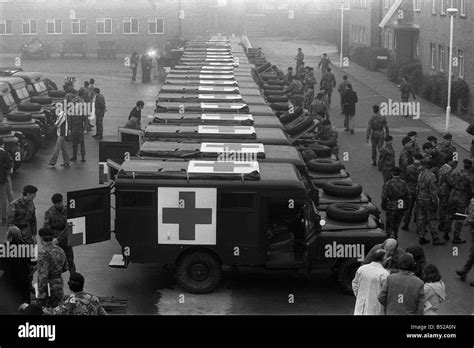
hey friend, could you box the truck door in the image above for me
[66,186,111,247]
[99,141,139,184]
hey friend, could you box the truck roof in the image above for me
[13,72,43,82]
[0,77,27,89]
[115,160,306,189]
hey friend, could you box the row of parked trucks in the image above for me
[61,36,387,295]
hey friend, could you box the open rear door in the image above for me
[67,186,111,247]
[99,141,139,184]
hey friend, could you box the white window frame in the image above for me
[430,43,436,68]
[414,0,421,12]
[0,19,13,35]
[123,18,139,34]
[148,18,164,34]
[432,0,437,14]
[46,18,62,35]
[439,45,445,71]
[97,18,112,34]
[71,18,87,35]
[440,0,446,15]
[459,0,466,17]
[458,49,465,78]
[22,18,37,35]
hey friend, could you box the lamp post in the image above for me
[339,1,350,68]
[445,8,458,132]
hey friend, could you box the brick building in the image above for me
[348,0,383,48]
[0,0,246,54]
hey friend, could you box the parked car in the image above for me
[21,39,51,60]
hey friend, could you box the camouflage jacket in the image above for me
[7,197,37,243]
[378,144,395,172]
[437,163,454,199]
[431,147,444,167]
[403,162,423,192]
[309,99,328,117]
[317,127,338,148]
[382,177,410,211]
[286,79,304,97]
[438,142,456,164]
[411,141,421,156]
[44,292,107,315]
[303,72,317,90]
[366,115,389,140]
[417,169,438,205]
[38,245,68,299]
[448,169,472,207]
[399,148,414,176]
[44,205,68,248]
[320,72,336,90]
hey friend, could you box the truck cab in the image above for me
[66,159,386,294]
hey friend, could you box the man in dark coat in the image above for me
[341,83,358,134]
[93,88,106,140]
[378,254,425,315]
[129,100,145,125]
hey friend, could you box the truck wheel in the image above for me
[285,116,314,136]
[308,144,332,158]
[30,96,53,105]
[267,79,285,86]
[322,181,363,198]
[326,203,369,223]
[307,159,342,174]
[263,89,284,97]
[176,251,221,294]
[269,102,289,111]
[0,124,12,135]
[6,112,33,122]
[337,258,360,294]
[267,95,289,103]
[17,103,41,112]
[21,138,36,162]
[48,90,66,98]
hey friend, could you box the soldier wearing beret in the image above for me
[44,193,76,274]
[437,155,458,239]
[37,228,68,308]
[378,136,396,183]
[407,131,421,156]
[399,137,414,177]
[438,134,457,165]
[427,136,444,168]
[401,153,424,231]
[7,185,38,245]
[381,167,410,239]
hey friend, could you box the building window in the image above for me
[123,18,139,34]
[439,45,445,71]
[384,0,389,10]
[72,18,87,34]
[22,19,37,35]
[440,0,446,15]
[459,0,466,16]
[46,19,61,34]
[148,18,164,34]
[0,20,12,35]
[458,49,465,77]
[414,0,421,11]
[430,43,436,68]
[432,0,437,14]
[97,18,112,34]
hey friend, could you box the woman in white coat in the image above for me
[352,249,389,315]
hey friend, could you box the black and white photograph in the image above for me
[0,0,473,346]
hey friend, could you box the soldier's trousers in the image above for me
[461,226,474,274]
[447,204,468,239]
[382,170,393,184]
[417,202,439,240]
[71,132,85,159]
[402,191,416,227]
[371,137,384,163]
[60,245,76,273]
[438,197,451,233]
[385,210,404,239]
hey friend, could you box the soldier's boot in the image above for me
[452,221,466,244]
[456,269,467,281]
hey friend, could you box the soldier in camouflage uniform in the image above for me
[422,142,439,178]
[7,185,38,245]
[417,160,446,245]
[407,131,421,156]
[438,133,457,165]
[319,67,336,109]
[367,105,389,167]
[399,137,414,177]
[381,167,410,239]
[401,153,424,231]
[44,193,76,274]
[43,273,107,315]
[37,228,69,308]
[316,119,339,159]
[285,74,304,109]
[299,147,318,163]
[447,159,473,244]
[378,136,395,183]
[309,92,329,120]
[427,136,444,168]
[437,156,458,239]
[456,198,474,287]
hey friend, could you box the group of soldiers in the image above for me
[378,129,473,247]
[2,185,106,315]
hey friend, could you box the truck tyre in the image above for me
[308,144,332,158]
[263,89,284,97]
[269,102,289,111]
[337,258,361,294]
[263,84,284,91]
[307,159,342,174]
[0,124,12,135]
[176,251,221,294]
[322,181,363,198]
[17,103,41,112]
[30,96,53,105]
[279,107,303,124]
[326,203,369,223]
[6,112,33,122]
[267,79,285,86]
[48,90,66,98]
[267,95,288,103]
[285,116,314,136]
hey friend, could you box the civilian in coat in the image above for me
[364,238,406,272]
[342,83,358,134]
[129,100,145,125]
[422,264,446,315]
[352,249,389,315]
[378,254,425,315]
